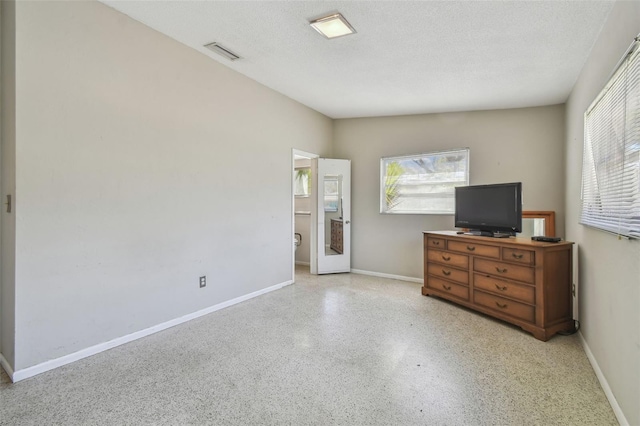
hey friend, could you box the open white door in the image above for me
[316,158,351,274]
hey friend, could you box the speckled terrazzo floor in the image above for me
[0,266,617,425]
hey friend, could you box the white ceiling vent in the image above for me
[203,42,242,61]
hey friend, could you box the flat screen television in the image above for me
[454,182,522,237]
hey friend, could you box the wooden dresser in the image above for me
[423,231,574,341]
[330,219,344,254]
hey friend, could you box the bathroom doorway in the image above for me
[292,149,319,281]
[292,150,352,280]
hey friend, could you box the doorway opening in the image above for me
[292,149,319,282]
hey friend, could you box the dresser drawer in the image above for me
[474,290,535,323]
[474,258,534,284]
[426,237,446,249]
[428,263,468,285]
[427,276,469,301]
[427,249,469,269]
[473,274,535,304]
[502,247,534,265]
[448,240,500,259]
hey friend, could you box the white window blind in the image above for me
[380,148,469,214]
[581,37,640,239]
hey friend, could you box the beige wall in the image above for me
[565,1,640,424]
[8,1,332,370]
[333,105,565,278]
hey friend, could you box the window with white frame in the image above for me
[323,176,340,212]
[380,148,469,214]
[581,36,640,239]
[294,168,311,196]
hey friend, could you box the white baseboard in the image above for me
[10,279,293,383]
[295,261,310,266]
[350,268,422,283]
[579,332,629,426]
[0,353,15,380]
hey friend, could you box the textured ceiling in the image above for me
[100,1,614,119]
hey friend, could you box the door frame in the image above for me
[292,149,319,282]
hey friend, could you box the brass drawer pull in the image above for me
[442,269,451,276]
[442,255,451,261]
[495,301,508,309]
[442,284,452,291]
[432,241,440,246]
[495,267,508,273]
[466,245,475,251]
[495,284,507,291]
[512,253,524,259]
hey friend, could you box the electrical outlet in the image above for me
[199,276,206,288]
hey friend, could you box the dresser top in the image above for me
[424,230,574,247]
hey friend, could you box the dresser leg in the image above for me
[530,328,549,341]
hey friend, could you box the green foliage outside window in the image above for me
[384,161,404,210]
[295,168,312,196]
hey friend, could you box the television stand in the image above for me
[468,230,511,238]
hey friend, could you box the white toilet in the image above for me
[294,233,302,252]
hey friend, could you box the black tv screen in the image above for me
[455,182,522,236]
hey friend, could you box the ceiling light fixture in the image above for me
[309,13,356,39]
[203,42,242,61]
